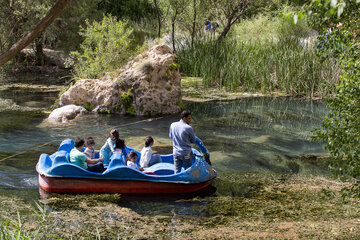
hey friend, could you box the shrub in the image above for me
[67,15,138,79]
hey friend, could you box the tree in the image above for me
[0,0,70,67]
[214,0,249,43]
[169,0,189,52]
[311,0,360,197]
[153,0,170,38]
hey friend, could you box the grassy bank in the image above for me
[1,172,360,239]
[177,39,340,98]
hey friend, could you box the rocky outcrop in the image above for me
[47,105,87,123]
[59,44,182,116]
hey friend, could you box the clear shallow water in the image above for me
[0,72,329,211]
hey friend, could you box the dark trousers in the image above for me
[87,162,105,173]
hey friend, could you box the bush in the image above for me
[67,15,138,79]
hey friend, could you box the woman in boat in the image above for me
[70,138,104,172]
[100,129,119,166]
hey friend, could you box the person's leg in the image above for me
[100,149,110,167]
[174,155,184,174]
[87,162,105,173]
[148,154,161,166]
[182,152,193,170]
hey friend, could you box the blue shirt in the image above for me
[169,119,196,156]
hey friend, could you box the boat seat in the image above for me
[108,153,126,169]
[52,150,69,167]
[58,139,75,153]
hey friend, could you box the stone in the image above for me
[47,105,87,123]
[58,44,182,116]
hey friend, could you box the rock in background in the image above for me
[59,44,182,116]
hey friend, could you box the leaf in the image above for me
[325,8,335,17]
[298,11,304,20]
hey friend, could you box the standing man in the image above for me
[169,110,196,174]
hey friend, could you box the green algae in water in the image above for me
[0,110,46,131]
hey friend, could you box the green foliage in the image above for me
[97,0,156,22]
[84,102,95,111]
[68,15,138,79]
[169,63,180,71]
[120,88,135,115]
[176,100,185,110]
[177,38,339,96]
[313,42,360,178]
[234,5,311,43]
[310,0,360,197]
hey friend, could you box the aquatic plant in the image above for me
[177,38,340,97]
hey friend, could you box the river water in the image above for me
[0,72,328,211]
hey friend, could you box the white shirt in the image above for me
[127,161,140,170]
[139,146,152,167]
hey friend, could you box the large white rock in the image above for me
[47,105,87,123]
[58,44,182,116]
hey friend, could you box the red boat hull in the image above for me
[39,174,211,194]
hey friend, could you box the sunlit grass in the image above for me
[177,38,340,98]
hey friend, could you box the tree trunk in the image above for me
[35,36,45,66]
[153,0,162,38]
[172,20,176,52]
[217,19,232,43]
[191,0,197,48]
[0,0,70,67]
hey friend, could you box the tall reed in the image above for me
[177,38,340,97]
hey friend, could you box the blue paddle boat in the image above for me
[37,137,216,194]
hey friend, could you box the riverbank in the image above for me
[2,171,359,239]
[181,77,312,102]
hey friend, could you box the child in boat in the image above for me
[70,137,104,173]
[100,129,119,166]
[84,137,99,159]
[126,150,144,171]
[114,138,125,153]
[139,136,161,168]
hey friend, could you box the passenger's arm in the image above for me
[85,158,103,164]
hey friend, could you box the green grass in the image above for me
[177,38,340,98]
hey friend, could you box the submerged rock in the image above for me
[47,105,87,123]
[59,44,182,116]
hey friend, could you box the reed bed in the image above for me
[177,38,340,97]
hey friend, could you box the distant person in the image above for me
[169,110,196,174]
[84,137,99,159]
[100,129,119,166]
[70,137,104,173]
[139,136,162,168]
[126,150,144,171]
[204,18,212,31]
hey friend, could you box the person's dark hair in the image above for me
[115,138,125,149]
[126,150,137,162]
[109,129,119,139]
[85,137,95,147]
[144,136,154,147]
[180,110,191,119]
[75,137,85,148]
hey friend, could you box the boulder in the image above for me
[59,44,182,116]
[47,105,87,123]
